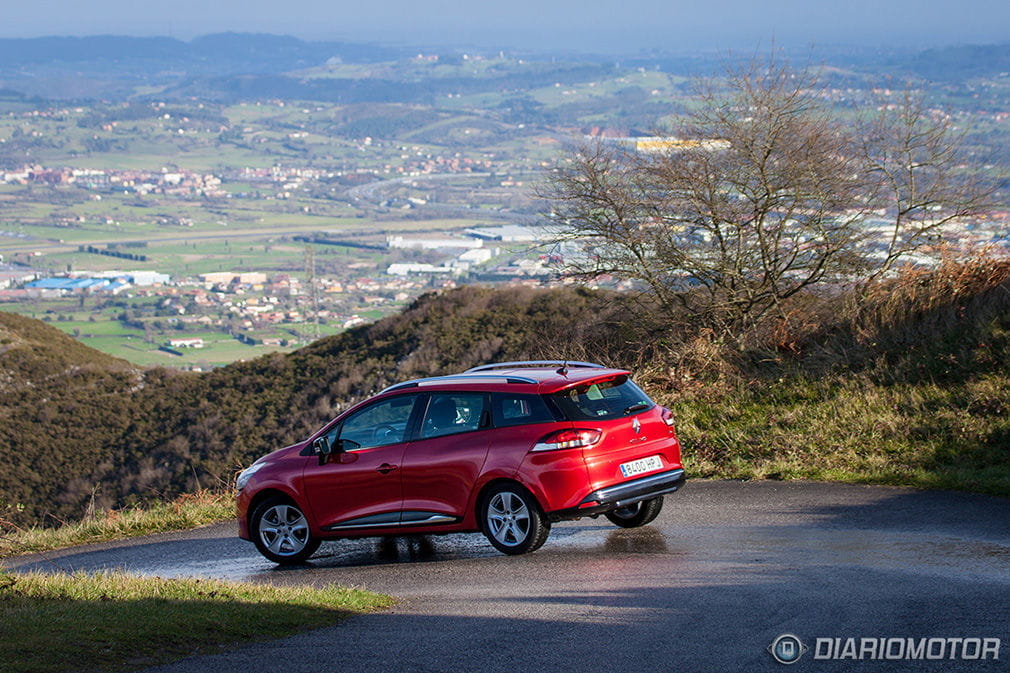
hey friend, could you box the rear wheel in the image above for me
[604,496,664,528]
[481,483,550,555]
[250,496,321,564]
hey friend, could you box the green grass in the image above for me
[0,571,393,673]
[161,337,294,367]
[53,320,143,337]
[661,373,1010,497]
[0,491,235,558]
[85,336,294,368]
[28,313,299,368]
[0,302,333,369]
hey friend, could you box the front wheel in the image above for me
[604,496,664,528]
[480,483,550,555]
[250,497,321,564]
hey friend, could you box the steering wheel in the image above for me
[372,424,399,443]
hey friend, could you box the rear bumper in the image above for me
[548,468,686,521]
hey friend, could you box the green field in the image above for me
[0,59,725,370]
[0,292,410,368]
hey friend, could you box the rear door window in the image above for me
[419,393,489,439]
[550,376,654,421]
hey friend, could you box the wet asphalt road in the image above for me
[9,480,1010,672]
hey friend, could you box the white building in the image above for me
[92,270,169,285]
[168,338,204,349]
[387,235,483,250]
[457,248,494,264]
[343,316,368,329]
[465,225,542,242]
[387,263,453,276]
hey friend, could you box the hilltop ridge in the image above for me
[0,311,132,389]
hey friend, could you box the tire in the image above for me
[480,483,550,555]
[604,496,664,528]
[250,496,321,564]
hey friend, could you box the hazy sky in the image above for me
[4,0,1010,52]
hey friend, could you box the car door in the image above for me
[399,392,493,524]
[301,393,421,532]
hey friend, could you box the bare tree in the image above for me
[858,91,992,283]
[540,57,991,334]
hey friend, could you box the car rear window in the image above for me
[550,376,654,421]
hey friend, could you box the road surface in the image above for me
[8,480,1010,672]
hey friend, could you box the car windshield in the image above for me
[549,376,654,421]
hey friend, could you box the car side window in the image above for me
[492,393,557,427]
[336,395,417,450]
[420,393,487,439]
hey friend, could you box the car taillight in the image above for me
[660,407,676,427]
[531,428,602,452]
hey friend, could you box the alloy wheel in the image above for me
[486,490,531,547]
[258,503,311,556]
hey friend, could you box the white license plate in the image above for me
[619,455,663,478]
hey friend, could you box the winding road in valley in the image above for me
[9,480,1010,672]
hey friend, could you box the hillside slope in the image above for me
[0,286,636,523]
[0,312,139,523]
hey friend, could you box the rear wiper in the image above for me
[623,402,650,414]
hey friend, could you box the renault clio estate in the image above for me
[236,361,686,564]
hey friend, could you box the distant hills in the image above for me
[0,32,405,99]
[0,32,620,101]
[0,32,400,71]
[906,43,1010,81]
[158,62,615,104]
[1,32,1009,101]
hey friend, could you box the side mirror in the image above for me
[313,436,333,464]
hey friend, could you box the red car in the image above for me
[236,361,686,564]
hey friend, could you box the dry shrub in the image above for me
[853,251,1010,341]
[776,251,1010,381]
[853,254,1010,376]
[568,253,1010,389]
[663,330,741,391]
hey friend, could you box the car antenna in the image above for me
[556,360,569,375]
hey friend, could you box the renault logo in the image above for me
[632,418,641,434]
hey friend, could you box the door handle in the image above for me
[376,463,398,474]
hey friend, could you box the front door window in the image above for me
[337,394,416,450]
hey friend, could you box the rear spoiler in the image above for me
[552,370,631,393]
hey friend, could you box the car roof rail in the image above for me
[380,373,538,394]
[465,360,606,374]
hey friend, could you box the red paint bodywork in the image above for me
[237,366,684,543]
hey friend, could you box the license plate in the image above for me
[619,455,663,478]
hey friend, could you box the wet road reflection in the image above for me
[6,480,1009,591]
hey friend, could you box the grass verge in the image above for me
[661,373,1010,497]
[0,570,393,673]
[0,490,234,558]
